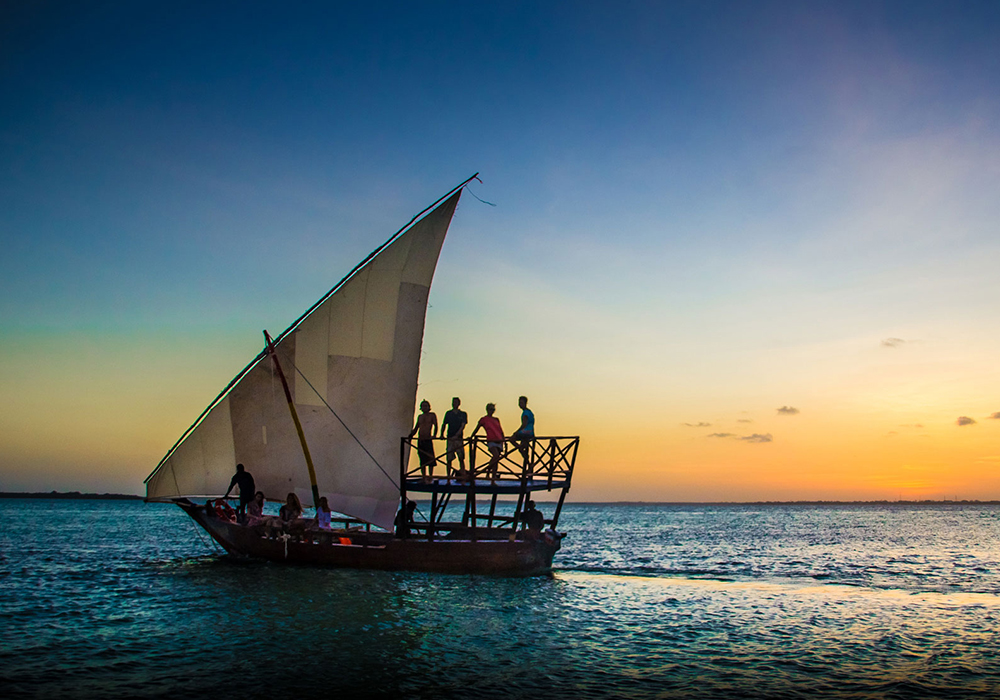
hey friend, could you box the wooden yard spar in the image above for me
[263,329,321,510]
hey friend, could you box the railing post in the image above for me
[547,438,556,488]
[429,487,438,542]
[399,437,407,537]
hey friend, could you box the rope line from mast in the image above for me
[283,352,432,524]
[281,348,399,490]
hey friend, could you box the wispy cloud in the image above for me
[683,422,712,428]
[989,412,1000,420]
[737,419,753,423]
[708,432,773,443]
[957,416,976,426]
[777,406,800,415]
[881,337,906,348]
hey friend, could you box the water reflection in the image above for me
[3,500,1000,698]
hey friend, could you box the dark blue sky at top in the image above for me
[2,1,999,336]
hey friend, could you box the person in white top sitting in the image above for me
[315,496,333,530]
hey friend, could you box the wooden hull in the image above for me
[180,502,561,576]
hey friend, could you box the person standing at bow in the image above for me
[223,463,255,522]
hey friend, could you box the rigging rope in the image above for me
[280,346,399,489]
[280,346,431,524]
[466,186,496,206]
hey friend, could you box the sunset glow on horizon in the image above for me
[2,2,999,501]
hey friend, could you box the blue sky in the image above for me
[2,1,999,497]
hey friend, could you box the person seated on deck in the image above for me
[279,492,303,524]
[511,396,535,466]
[471,403,504,483]
[314,496,332,530]
[394,500,417,539]
[204,499,218,518]
[245,491,266,527]
[409,399,438,482]
[521,500,545,540]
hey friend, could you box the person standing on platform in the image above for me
[471,403,505,483]
[511,396,535,465]
[442,397,468,480]
[223,463,255,522]
[410,400,438,481]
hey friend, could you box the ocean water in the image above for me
[2,501,1000,699]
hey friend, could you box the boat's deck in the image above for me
[403,477,569,495]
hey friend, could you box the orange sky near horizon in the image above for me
[2,3,999,503]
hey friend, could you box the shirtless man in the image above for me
[409,400,438,481]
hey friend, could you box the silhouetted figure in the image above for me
[511,395,535,465]
[395,500,417,538]
[224,463,256,521]
[522,499,544,539]
[442,397,468,480]
[471,403,504,482]
[410,400,438,481]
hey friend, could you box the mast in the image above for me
[264,329,321,509]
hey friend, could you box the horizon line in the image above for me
[2,491,999,506]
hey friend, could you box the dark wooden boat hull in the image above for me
[179,501,560,576]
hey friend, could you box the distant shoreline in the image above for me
[575,500,1000,506]
[0,491,143,500]
[1,492,997,505]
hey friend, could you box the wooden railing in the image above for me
[400,435,578,486]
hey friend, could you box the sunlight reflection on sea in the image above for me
[1,500,999,698]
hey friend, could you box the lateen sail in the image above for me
[146,190,462,530]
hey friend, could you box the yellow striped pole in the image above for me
[263,330,321,509]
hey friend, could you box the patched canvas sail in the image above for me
[146,189,462,530]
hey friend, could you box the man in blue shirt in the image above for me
[512,395,535,465]
[442,397,468,480]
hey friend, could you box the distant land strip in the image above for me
[0,491,142,500]
[579,500,1000,505]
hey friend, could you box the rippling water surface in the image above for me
[2,501,1000,698]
